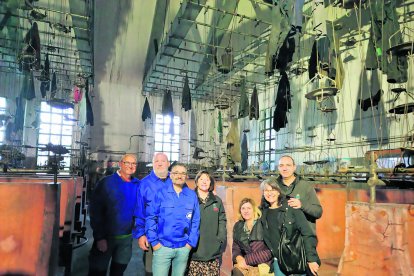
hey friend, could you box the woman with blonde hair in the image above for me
[232,198,273,276]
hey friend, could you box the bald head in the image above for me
[153,152,170,179]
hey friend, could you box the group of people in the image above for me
[88,153,322,276]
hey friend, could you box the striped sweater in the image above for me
[232,220,273,266]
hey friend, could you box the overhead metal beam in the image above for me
[142,0,208,94]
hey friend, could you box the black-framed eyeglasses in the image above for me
[171,172,187,176]
[123,161,137,167]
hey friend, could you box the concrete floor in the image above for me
[70,217,146,276]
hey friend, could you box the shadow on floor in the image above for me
[70,217,146,276]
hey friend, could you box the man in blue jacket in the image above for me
[146,163,200,276]
[88,153,140,276]
[134,152,171,275]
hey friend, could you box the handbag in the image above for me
[277,210,307,274]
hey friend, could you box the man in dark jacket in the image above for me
[88,154,140,276]
[276,155,323,230]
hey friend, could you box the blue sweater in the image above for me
[146,182,200,248]
[89,172,140,240]
[133,171,172,238]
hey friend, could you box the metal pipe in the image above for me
[178,17,263,39]
[34,6,91,20]
[170,33,270,52]
[0,37,93,55]
[0,11,90,31]
[0,23,90,42]
[187,0,272,26]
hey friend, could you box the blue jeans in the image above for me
[152,246,190,276]
[274,258,306,276]
[273,259,287,276]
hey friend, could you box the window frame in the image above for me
[153,113,180,162]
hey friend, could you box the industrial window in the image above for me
[0,97,7,144]
[154,114,180,162]
[37,102,74,169]
[259,108,277,171]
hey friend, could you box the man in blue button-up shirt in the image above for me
[146,163,200,276]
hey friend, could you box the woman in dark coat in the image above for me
[260,178,320,276]
[232,198,273,276]
[188,171,227,276]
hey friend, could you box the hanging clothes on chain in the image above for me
[40,80,49,98]
[50,72,57,98]
[365,0,407,83]
[14,96,25,133]
[275,26,298,72]
[141,96,151,121]
[162,90,174,134]
[408,56,414,93]
[217,111,223,143]
[249,86,259,120]
[21,72,36,100]
[241,133,248,172]
[181,75,192,111]
[20,22,41,72]
[238,78,249,118]
[162,90,174,117]
[38,53,50,82]
[264,2,291,76]
[85,79,94,126]
[190,110,197,144]
[226,119,241,163]
[273,71,291,132]
[73,86,82,103]
[209,112,216,145]
[308,35,337,80]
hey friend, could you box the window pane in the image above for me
[61,136,72,146]
[154,142,163,151]
[171,152,179,161]
[63,156,71,167]
[171,144,179,152]
[38,134,49,144]
[41,102,50,112]
[63,108,73,115]
[51,114,63,124]
[164,115,171,124]
[163,143,171,151]
[38,101,73,169]
[40,113,51,123]
[153,114,180,160]
[51,125,62,135]
[51,107,64,114]
[154,123,163,134]
[37,156,48,167]
[155,114,164,123]
[50,135,61,145]
[62,125,72,135]
[39,124,50,133]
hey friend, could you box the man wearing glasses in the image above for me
[133,152,171,275]
[88,154,140,276]
[146,163,200,276]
